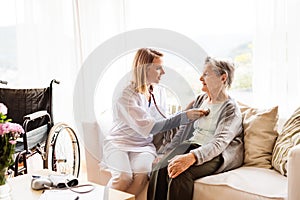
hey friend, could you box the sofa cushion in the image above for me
[238,103,279,168]
[272,107,300,176]
[194,167,287,200]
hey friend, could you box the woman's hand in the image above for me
[186,109,209,121]
[167,153,196,178]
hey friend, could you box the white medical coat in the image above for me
[103,84,167,158]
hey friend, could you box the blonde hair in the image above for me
[131,48,163,94]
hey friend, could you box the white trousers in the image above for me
[106,150,155,197]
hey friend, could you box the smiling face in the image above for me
[200,63,225,96]
[132,48,164,94]
[146,57,165,84]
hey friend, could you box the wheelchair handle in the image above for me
[51,79,60,85]
[0,80,8,85]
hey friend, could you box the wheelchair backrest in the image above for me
[0,87,51,128]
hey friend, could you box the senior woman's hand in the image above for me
[167,153,197,178]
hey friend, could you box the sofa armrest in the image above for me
[288,144,300,200]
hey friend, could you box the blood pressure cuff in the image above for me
[49,174,78,188]
[31,174,78,190]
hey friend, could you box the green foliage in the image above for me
[0,113,12,123]
[229,41,253,90]
[0,107,20,185]
[0,133,15,185]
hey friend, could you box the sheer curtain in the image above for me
[15,0,80,123]
[13,0,125,124]
[253,0,300,118]
[13,0,300,121]
[76,0,125,61]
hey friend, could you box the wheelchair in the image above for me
[0,79,80,177]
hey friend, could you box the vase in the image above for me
[0,182,12,200]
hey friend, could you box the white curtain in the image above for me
[76,0,125,61]
[253,0,300,118]
[15,0,80,124]
[14,0,300,121]
[13,0,125,125]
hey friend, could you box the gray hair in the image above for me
[205,56,235,88]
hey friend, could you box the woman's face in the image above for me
[147,57,165,84]
[200,64,224,95]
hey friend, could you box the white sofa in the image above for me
[85,137,299,200]
[192,145,300,200]
[83,108,300,200]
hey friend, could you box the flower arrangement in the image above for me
[0,103,24,185]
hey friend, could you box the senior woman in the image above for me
[147,57,244,200]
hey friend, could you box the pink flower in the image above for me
[0,122,24,136]
[0,103,23,185]
[0,103,7,115]
[9,140,17,145]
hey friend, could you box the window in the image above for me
[95,0,255,120]
[0,1,17,83]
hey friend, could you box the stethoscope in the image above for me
[148,85,210,119]
[148,85,167,119]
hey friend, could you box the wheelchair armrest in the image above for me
[24,110,49,121]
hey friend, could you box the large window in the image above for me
[0,0,256,126]
[95,0,255,122]
[0,1,17,83]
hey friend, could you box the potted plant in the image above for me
[0,103,24,199]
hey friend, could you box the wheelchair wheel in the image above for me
[44,122,80,177]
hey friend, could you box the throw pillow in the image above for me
[238,102,279,169]
[272,107,300,176]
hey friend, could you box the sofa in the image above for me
[84,104,300,200]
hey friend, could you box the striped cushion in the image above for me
[272,107,300,176]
